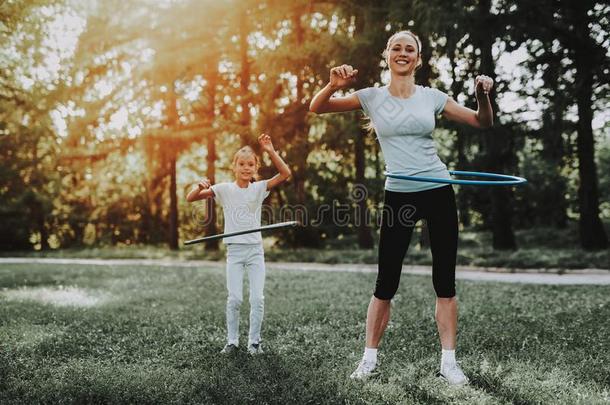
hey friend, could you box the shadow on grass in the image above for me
[469,372,534,405]
[201,349,366,404]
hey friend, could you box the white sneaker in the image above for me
[440,363,469,385]
[350,359,377,380]
[220,344,238,354]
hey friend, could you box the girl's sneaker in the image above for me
[247,343,263,355]
[220,344,238,354]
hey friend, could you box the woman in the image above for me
[309,30,494,385]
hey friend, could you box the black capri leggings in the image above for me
[375,185,458,299]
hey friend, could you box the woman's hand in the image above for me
[475,75,494,97]
[258,133,275,153]
[309,65,362,114]
[329,64,359,90]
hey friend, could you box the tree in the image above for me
[0,1,70,250]
[472,0,518,249]
[512,0,608,248]
[344,3,392,249]
[567,0,608,249]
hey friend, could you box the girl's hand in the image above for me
[475,75,494,97]
[329,64,358,90]
[197,178,211,190]
[258,133,275,153]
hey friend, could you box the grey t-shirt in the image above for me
[355,85,450,192]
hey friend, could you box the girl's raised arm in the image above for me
[258,134,291,190]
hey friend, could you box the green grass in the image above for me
[0,262,608,404]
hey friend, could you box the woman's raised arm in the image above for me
[442,75,494,129]
[309,64,362,114]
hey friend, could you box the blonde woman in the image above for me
[310,30,494,384]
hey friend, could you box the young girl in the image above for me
[186,133,291,355]
[310,30,494,384]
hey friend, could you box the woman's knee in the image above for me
[434,285,456,298]
[432,268,456,298]
[373,282,399,300]
[436,296,457,303]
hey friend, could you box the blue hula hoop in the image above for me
[385,170,527,186]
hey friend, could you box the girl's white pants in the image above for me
[225,243,265,346]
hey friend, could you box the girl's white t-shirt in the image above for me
[210,180,269,244]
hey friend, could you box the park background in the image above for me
[1,1,609,404]
[1,0,609,267]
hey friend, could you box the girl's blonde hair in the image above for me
[364,30,423,135]
[232,145,260,182]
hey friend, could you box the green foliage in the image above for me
[0,0,608,252]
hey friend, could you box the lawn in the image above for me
[0,262,608,404]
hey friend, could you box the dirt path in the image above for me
[1,258,609,285]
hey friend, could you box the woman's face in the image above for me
[387,34,421,76]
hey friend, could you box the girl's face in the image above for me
[387,34,421,76]
[233,154,257,182]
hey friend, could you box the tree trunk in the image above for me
[454,131,470,228]
[539,57,568,228]
[166,87,179,250]
[351,8,375,249]
[448,32,470,227]
[38,203,49,250]
[284,8,319,247]
[416,33,433,87]
[204,58,219,250]
[168,154,179,250]
[204,141,218,251]
[291,10,308,207]
[141,188,153,244]
[572,6,608,249]
[152,171,166,244]
[478,0,516,250]
[239,9,251,146]
[355,128,373,248]
[373,140,382,208]
[488,130,517,250]
[32,140,50,250]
